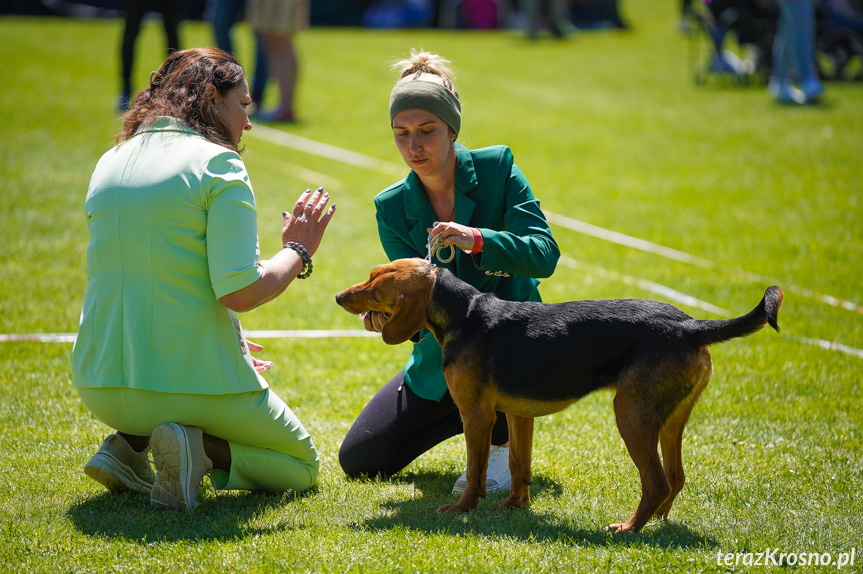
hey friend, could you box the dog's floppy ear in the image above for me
[381,292,427,345]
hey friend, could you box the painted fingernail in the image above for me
[303,189,311,194]
[282,211,287,219]
[317,187,324,192]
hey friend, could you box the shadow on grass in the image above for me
[66,487,315,542]
[353,470,717,550]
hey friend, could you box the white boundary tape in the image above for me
[795,337,863,359]
[254,156,343,190]
[0,330,379,343]
[252,123,863,317]
[5,330,863,360]
[251,127,863,316]
[245,329,379,339]
[548,212,717,269]
[544,210,863,315]
[9,132,858,360]
[248,124,405,179]
[0,334,77,343]
[558,256,731,316]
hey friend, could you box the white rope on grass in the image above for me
[793,337,863,359]
[250,124,862,317]
[0,330,379,343]
[14,134,854,361]
[558,256,731,316]
[4,327,862,361]
[544,210,863,316]
[248,124,405,179]
[558,257,863,360]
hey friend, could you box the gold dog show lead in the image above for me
[427,233,455,265]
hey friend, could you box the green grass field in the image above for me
[2,0,862,571]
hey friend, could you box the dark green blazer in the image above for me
[374,144,560,400]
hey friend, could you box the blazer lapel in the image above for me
[402,171,436,256]
[454,144,478,226]
[403,146,480,266]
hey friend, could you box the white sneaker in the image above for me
[452,445,511,495]
[150,423,213,511]
[84,433,155,495]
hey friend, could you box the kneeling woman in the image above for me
[72,48,335,510]
[339,51,559,493]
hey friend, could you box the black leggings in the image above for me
[339,371,509,478]
[121,0,181,93]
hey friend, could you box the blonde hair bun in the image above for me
[393,50,458,96]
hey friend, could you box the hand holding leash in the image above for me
[427,221,479,255]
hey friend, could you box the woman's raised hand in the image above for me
[282,187,336,257]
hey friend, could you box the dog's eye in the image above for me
[370,290,379,303]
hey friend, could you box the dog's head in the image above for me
[336,258,437,345]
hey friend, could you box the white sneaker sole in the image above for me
[150,423,197,511]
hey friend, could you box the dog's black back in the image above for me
[426,267,781,403]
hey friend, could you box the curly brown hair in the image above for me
[116,48,246,153]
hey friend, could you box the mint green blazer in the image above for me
[374,144,560,400]
[72,118,266,396]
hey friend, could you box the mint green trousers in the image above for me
[77,386,319,493]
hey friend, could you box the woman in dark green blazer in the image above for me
[339,51,559,494]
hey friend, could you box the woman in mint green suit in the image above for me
[72,48,335,511]
[339,51,559,495]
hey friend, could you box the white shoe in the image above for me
[452,445,511,495]
[769,77,805,104]
[150,423,213,511]
[84,433,155,495]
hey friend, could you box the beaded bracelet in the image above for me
[284,241,313,279]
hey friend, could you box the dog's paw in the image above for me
[437,503,459,514]
[437,501,477,514]
[499,495,528,509]
[605,522,638,534]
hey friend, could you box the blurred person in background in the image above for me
[680,0,694,33]
[119,0,182,111]
[770,0,824,103]
[338,50,559,496]
[206,0,269,112]
[568,0,629,30]
[701,0,764,76]
[74,48,336,511]
[246,0,309,122]
[523,0,571,38]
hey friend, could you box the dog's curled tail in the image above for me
[690,286,784,348]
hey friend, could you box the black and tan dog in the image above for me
[335,258,782,533]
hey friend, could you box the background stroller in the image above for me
[689,0,863,84]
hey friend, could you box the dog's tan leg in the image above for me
[656,349,713,519]
[655,416,687,520]
[437,406,495,514]
[607,394,670,534]
[500,414,534,509]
